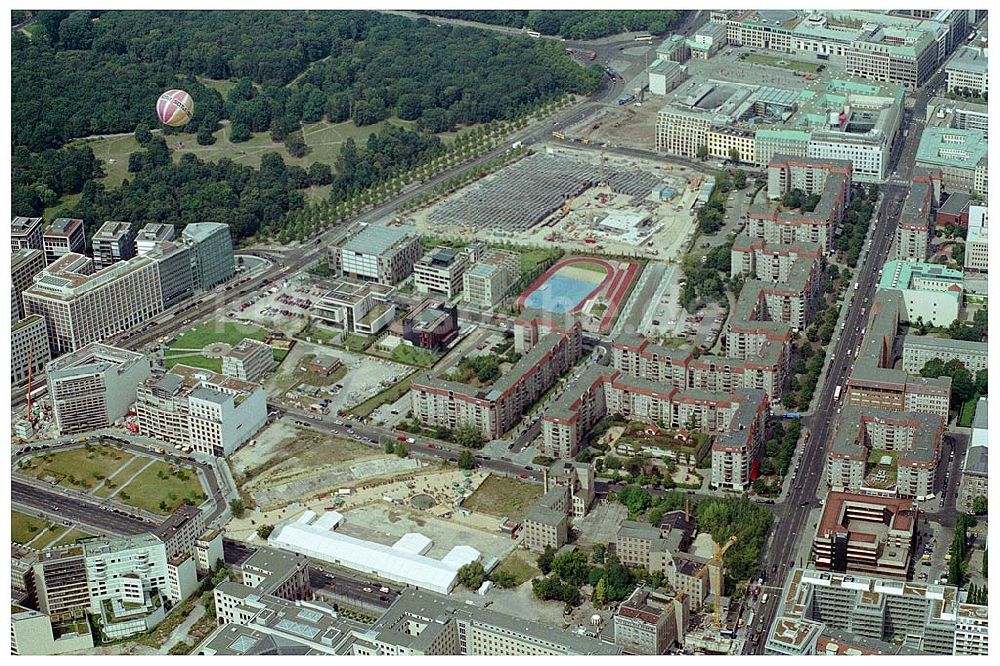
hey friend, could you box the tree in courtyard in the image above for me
[972,496,987,516]
[229,498,245,518]
[696,144,709,160]
[458,561,486,589]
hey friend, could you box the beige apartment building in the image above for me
[414,246,468,300]
[220,338,276,382]
[462,249,520,309]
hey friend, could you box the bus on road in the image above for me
[833,385,842,401]
[634,34,653,41]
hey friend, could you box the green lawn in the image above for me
[168,319,268,351]
[462,475,543,522]
[12,511,51,545]
[51,528,94,548]
[349,372,416,419]
[958,397,980,427]
[119,461,208,515]
[300,322,340,345]
[741,53,822,73]
[18,445,136,491]
[164,353,223,374]
[343,334,372,353]
[390,344,439,368]
[492,551,539,587]
[517,247,563,276]
[94,457,154,498]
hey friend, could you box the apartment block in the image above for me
[411,323,582,439]
[42,218,86,265]
[877,260,963,327]
[614,587,686,654]
[768,567,984,655]
[894,171,940,261]
[613,512,711,611]
[953,601,989,655]
[46,343,151,434]
[945,46,988,96]
[221,337,276,382]
[12,215,44,251]
[11,314,51,387]
[827,405,943,499]
[23,253,164,355]
[335,223,422,285]
[312,278,396,335]
[154,504,208,561]
[812,493,916,579]
[963,204,987,272]
[135,364,267,456]
[463,249,520,309]
[757,155,853,254]
[91,221,136,270]
[135,222,176,255]
[847,290,952,419]
[414,246,468,299]
[901,334,987,374]
[12,247,45,321]
[522,487,570,553]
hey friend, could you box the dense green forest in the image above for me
[62,124,446,241]
[13,10,601,150]
[420,10,683,39]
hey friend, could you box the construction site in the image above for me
[406,146,704,261]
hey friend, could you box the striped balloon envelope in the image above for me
[157,89,195,127]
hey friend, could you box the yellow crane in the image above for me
[675,534,739,629]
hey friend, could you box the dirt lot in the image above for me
[462,475,543,522]
[232,420,412,509]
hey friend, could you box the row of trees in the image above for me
[835,184,878,267]
[422,10,682,39]
[947,513,977,586]
[919,358,987,410]
[14,11,600,151]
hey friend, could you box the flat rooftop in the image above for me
[343,224,416,256]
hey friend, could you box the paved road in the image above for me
[13,478,155,536]
[743,71,945,654]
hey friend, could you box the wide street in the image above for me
[742,66,953,654]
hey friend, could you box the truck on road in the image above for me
[617,94,635,105]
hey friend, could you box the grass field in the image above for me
[18,445,136,491]
[349,371,417,419]
[343,334,373,353]
[50,528,95,548]
[573,261,610,275]
[65,116,422,195]
[462,475,543,522]
[119,461,207,515]
[741,53,822,73]
[163,319,270,373]
[389,344,439,367]
[12,510,51,545]
[958,397,980,427]
[517,247,564,276]
[94,457,154,498]
[492,551,539,587]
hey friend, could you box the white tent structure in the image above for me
[268,511,481,595]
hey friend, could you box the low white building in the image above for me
[268,510,480,594]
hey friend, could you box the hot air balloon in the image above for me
[157,89,195,127]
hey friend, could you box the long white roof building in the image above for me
[268,510,480,595]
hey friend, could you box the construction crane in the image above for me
[673,534,739,637]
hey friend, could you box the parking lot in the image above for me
[234,272,324,335]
